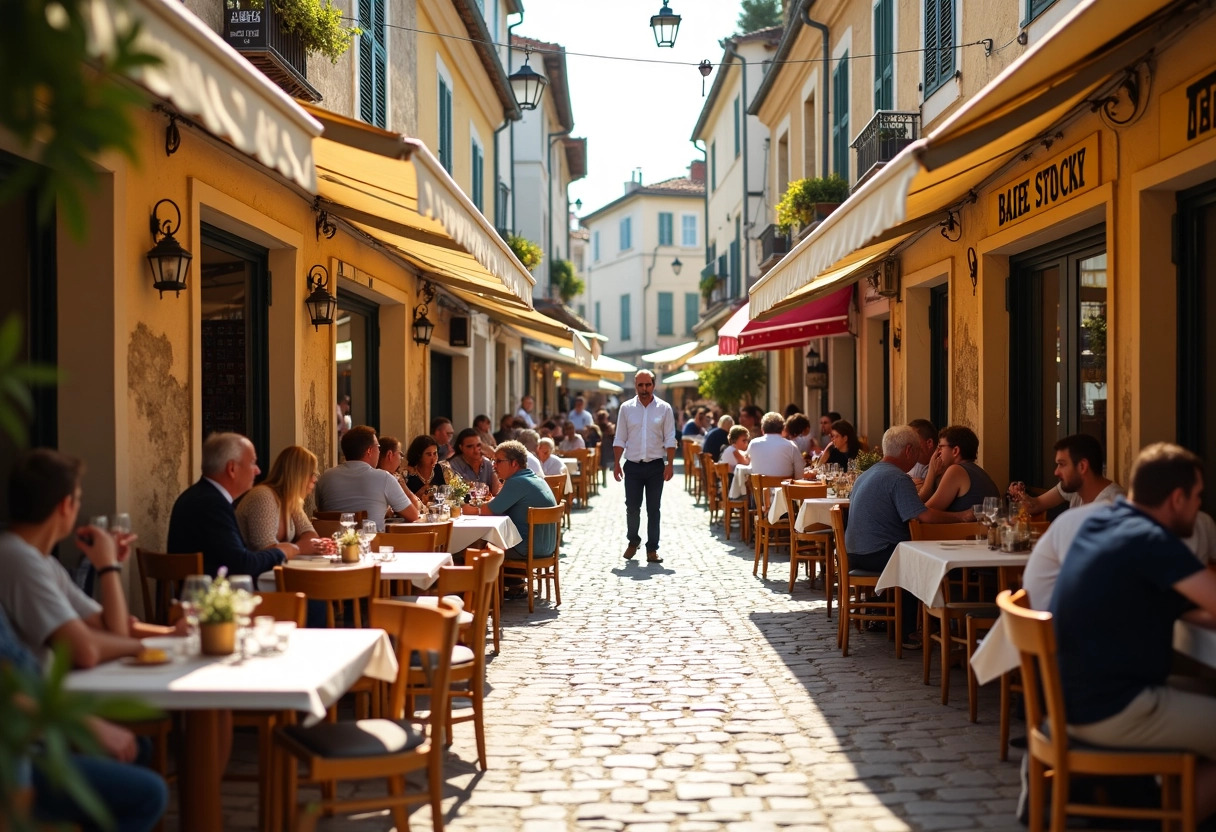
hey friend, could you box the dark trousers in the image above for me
[623,459,666,553]
[852,542,919,636]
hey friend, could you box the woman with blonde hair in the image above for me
[236,445,334,554]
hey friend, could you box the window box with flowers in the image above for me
[775,174,851,236]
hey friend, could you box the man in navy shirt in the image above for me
[1052,443,1216,818]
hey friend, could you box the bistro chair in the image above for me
[715,462,749,542]
[681,438,699,496]
[783,482,833,599]
[310,519,343,539]
[998,590,1197,832]
[372,531,440,553]
[701,452,721,527]
[384,521,452,551]
[749,473,790,579]
[502,503,564,613]
[276,600,460,832]
[566,448,591,508]
[543,474,572,530]
[830,505,902,659]
[135,549,203,625]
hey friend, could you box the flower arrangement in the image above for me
[855,448,883,472]
[334,527,361,547]
[447,479,471,504]
[197,568,260,625]
[507,233,543,271]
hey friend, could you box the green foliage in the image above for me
[775,174,851,233]
[197,571,261,624]
[0,0,163,239]
[549,259,585,304]
[736,0,783,34]
[699,272,719,300]
[270,0,360,64]
[697,356,767,410]
[0,315,60,447]
[855,448,883,472]
[2,645,162,832]
[507,234,543,271]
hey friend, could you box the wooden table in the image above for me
[877,540,1030,607]
[65,629,397,832]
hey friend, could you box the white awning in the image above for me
[641,340,701,364]
[86,0,321,192]
[598,379,624,394]
[662,369,700,385]
[685,344,742,366]
[559,349,637,374]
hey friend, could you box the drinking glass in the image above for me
[227,575,257,658]
[110,512,131,534]
[982,496,1001,525]
[180,574,212,656]
[88,515,109,530]
[253,616,278,655]
[359,519,378,557]
[339,512,356,530]
[972,504,987,542]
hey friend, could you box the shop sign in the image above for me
[1161,64,1216,159]
[989,133,1100,232]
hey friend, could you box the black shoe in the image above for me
[623,544,638,560]
[646,552,663,563]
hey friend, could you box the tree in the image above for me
[736,0,782,34]
[549,259,585,304]
[698,356,767,410]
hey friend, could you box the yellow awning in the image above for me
[749,0,1189,316]
[446,287,593,366]
[305,105,535,310]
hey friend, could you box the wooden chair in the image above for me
[384,522,452,551]
[276,600,460,832]
[716,462,749,541]
[749,473,790,579]
[783,482,833,598]
[502,503,564,613]
[311,519,343,539]
[830,505,902,659]
[907,519,997,707]
[254,591,307,626]
[543,474,572,530]
[997,589,1197,832]
[313,510,368,523]
[701,453,721,527]
[371,532,440,553]
[566,448,591,509]
[681,438,698,496]
[135,549,203,625]
[408,549,504,771]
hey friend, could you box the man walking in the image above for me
[613,370,676,564]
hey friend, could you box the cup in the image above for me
[253,616,277,655]
[275,621,296,653]
[378,545,395,563]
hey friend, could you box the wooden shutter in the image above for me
[874,0,893,110]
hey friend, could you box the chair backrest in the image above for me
[255,591,307,626]
[370,600,460,737]
[464,548,504,655]
[373,531,440,552]
[385,521,452,551]
[749,473,786,519]
[527,503,565,561]
[274,563,381,627]
[543,474,567,503]
[997,589,1067,765]
[135,549,204,625]
[714,462,739,502]
[314,510,368,523]
[701,453,719,508]
[783,482,829,533]
[311,519,343,539]
[907,519,986,540]
[829,505,851,574]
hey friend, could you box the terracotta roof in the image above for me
[644,176,705,194]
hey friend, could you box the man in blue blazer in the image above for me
[167,433,290,578]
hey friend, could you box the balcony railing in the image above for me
[851,110,920,186]
[223,1,322,102]
[758,224,790,272]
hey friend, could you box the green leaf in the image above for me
[0,314,21,367]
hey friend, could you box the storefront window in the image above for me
[1177,182,1216,511]
[336,294,379,441]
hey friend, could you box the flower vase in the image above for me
[340,543,362,563]
[199,622,236,656]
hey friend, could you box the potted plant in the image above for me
[507,234,543,271]
[334,527,363,563]
[223,0,360,64]
[196,569,260,654]
[699,272,720,303]
[775,174,851,234]
[854,448,883,472]
[876,124,913,160]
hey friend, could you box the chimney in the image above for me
[689,160,706,183]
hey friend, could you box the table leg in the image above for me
[177,710,227,832]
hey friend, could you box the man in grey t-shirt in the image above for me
[316,425,419,531]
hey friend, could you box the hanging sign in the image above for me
[989,133,1100,232]
[1161,64,1216,159]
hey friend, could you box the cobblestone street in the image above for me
[217,466,1023,832]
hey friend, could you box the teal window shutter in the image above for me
[924,0,955,97]
[874,0,893,110]
[620,294,631,341]
[658,292,673,335]
[658,213,673,246]
[684,292,699,334]
[832,53,850,181]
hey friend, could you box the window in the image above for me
[470,138,484,211]
[595,300,601,332]
[924,0,956,97]
[711,142,717,191]
[494,181,510,232]
[592,230,600,261]
[874,0,894,110]
[620,294,631,341]
[1025,0,1057,25]
[438,75,453,172]
[733,95,741,158]
[619,216,632,250]
[658,212,673,246]
[681,214,697,247]
[357,0,387,128]
[832,52,849,181]
[658,292,673,335]
[684,292,699,334]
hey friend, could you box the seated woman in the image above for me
[235,445,334,555]
[376,436,424,514]
[404,435,458,503]
[816,419,861,469]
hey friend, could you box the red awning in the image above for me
[718,286,853,355]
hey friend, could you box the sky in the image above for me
[513,0,749,217]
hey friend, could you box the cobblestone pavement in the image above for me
[211,466,1023,832]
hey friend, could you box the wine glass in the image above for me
[972,504,987,543]
[339,512,356,530]
[227,575,257,658]
[359,519,378,557]
[180,575,212,656]
[110,512,131,534]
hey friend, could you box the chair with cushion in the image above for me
[716,462,749,542]
[276,600,460,832]
[783,482,832,598]
[135,549,203,625]
[501,503,564,613]
[830,505,902,659]
[543,474,572,530]
[997,589,1196,832]
[749,473,790,579]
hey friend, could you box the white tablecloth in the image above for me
[257,553,453,591]
[557,457,580,476]
[876,540,1030,607]
[794,497,849,531]
[727,464,753,499]
[65,628,397,724]
[448,514,523,552]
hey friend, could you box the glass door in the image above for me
[1177,181,1216,512]
[336,293,379,437]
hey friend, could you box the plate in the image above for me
[123,655,172,667]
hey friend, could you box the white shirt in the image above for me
[558,435,586,452]
[525,451,544,477]
[613,394,676,463]
[516,407,536,429]
[1055,480,1125,508]
[540,455,566,477]
[567,409,593,431]
[745,433,803,480]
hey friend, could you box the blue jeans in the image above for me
[623,459,666,553]
[32,753,169,832]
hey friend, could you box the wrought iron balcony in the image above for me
[223,1,322,103]
[757,224,790,274]
[851,110,920,187]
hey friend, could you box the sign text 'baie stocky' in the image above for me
[990,134,1100,232]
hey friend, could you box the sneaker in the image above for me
[646,552,663,563]
[623,544,638,560]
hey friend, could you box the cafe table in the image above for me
[256,552,454,592]
[448,513,523,552]
[65,628,397,832]
[557,456,580,476]
[876,540,1030,607]
[728,464,753,499]
[793,497,850,531]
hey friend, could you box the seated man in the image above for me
[682,407,709,438]
[536,437,567,477]
[907,419,937,486]
[466,441,557,564]
[557,421,586,453]
[1051,443,1216,818]
[448,428,501,496]
[516,429,547,477]
[430,417,455,461]
[567,396,594,435]
[846,426,976,645]
[314,425,419,531]
[0,449,178,667]
[1011,432,1124,515]
[919,425,1001,512]
[167,432,294,577]
[785,413,813,457]
[745,411,803,480]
